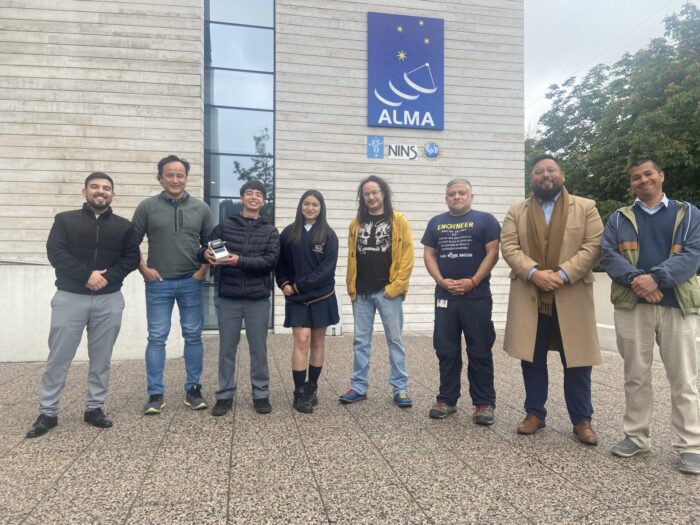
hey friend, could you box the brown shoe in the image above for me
[517,414,546,435]
[573,420,598,446]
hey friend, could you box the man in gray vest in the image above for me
[27,172,140,438]
[602,159,700,475]
[131,155,213,415]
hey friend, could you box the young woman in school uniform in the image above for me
[276,190,339,413]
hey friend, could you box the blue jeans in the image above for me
[145,274,204,395]
[351,291,409,396]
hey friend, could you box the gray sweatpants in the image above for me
[39,290,125,416]
[216,297,270,400]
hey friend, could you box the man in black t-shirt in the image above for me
[341,176,414,407]
[422,179,500,425]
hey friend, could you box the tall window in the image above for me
[204,0,275,328]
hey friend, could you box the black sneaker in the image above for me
[184,384,208,410]
[143,394,165,415]
[305,382,318,406]
[253,397,272,414]
[26,414,58,438]
[293,386,313,414]
[211,398,233,417]
[84,407,113,428]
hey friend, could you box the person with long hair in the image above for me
[339,175,415,407]
[276,190,339,413]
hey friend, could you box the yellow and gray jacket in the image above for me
[601,201,700,315]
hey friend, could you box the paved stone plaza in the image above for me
[1,332,698,524]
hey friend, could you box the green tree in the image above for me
[233,128,274,223]
[528,3,700,222]
[524,135,545,195]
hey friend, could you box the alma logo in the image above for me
[367,13,444,130]
[378,109,435,127]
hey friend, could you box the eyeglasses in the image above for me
[362,190,382,198]
[532,167,560,176]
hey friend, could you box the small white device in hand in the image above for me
[208,239,229,261]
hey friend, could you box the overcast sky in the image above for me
[524,0,696,134]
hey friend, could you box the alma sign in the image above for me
[367,12,444,130]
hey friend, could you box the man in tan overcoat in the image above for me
[501,154,603,445]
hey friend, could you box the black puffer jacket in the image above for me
[201,213,279,300]
[46,203,141,295]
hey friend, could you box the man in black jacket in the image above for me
[26,172,141,438]
[201,179,279,416]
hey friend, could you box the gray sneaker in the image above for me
[679,452,700,475]
[429,400,457,419]
[144,394,165,415]
[610,436,650,458]
[473,404,495,426]
[184,384,208,410]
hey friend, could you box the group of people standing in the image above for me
[25,153,700,475]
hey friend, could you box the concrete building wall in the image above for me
[0,265,182,362]
[0,0,203,360]
[273,0,525,333]
[0,0,204,265]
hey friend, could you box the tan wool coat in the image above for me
[501,194,603,368]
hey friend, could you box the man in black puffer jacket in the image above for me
[200,179,279,416]
[27,172,140,438]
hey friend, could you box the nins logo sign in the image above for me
[367,12,444,130]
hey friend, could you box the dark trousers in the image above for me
[521,302,593,425]
[434,296,496,406]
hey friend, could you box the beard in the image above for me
[531,184,562,201]
[87,196,110,210]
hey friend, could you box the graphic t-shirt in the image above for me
[421,210,501,300]
[356,213,392,294]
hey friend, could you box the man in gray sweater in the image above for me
[131,155,213,415]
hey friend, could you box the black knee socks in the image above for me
[292,369,306,389]
[308,365,322,386]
